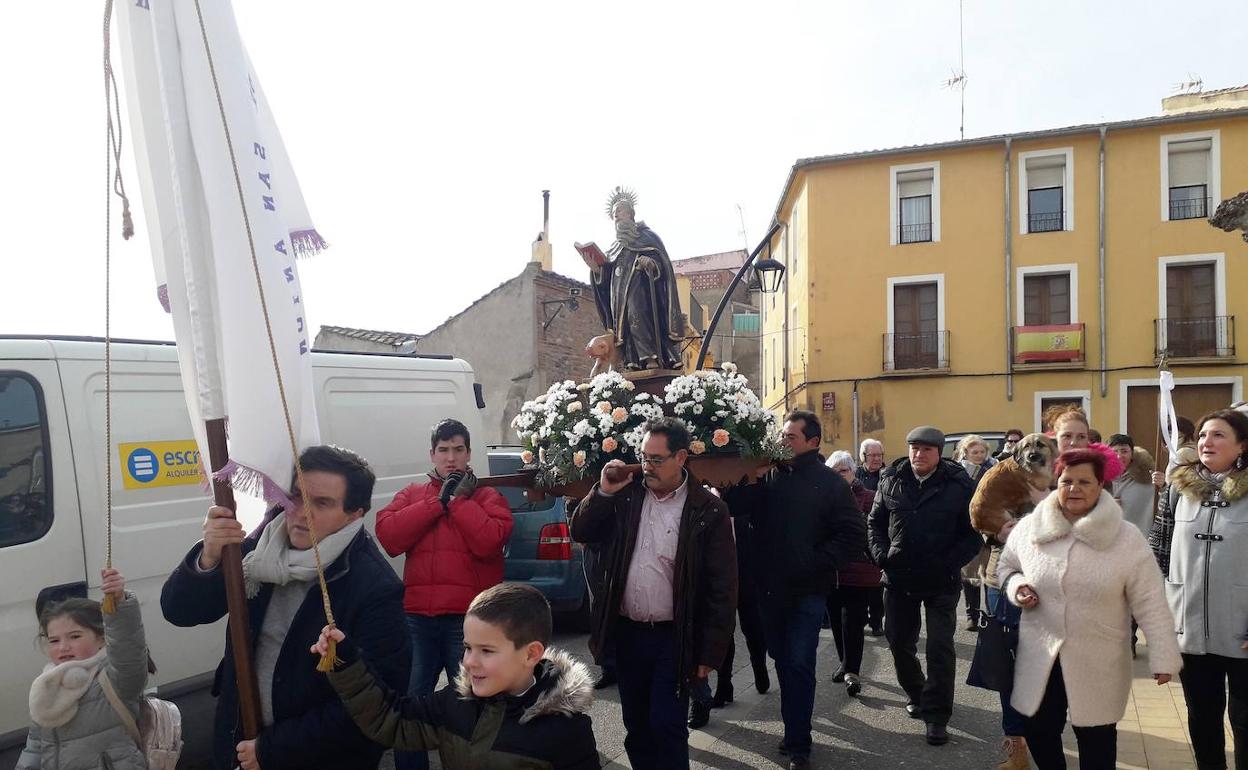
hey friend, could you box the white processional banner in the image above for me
[115,0,322,505]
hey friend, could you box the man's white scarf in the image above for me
[242,513,364,598]
[29,649,107,728]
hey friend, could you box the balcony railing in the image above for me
[1154,316,1235,359]
[884,330,949,372]
[1027,210,1065,233]
[1013,323,1085,365]
[899,221,933,244]
[1168,193,1210,221]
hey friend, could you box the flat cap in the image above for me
[906,426,944,448]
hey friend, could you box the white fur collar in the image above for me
[1031,489,1123,551]
[28,649,105,728]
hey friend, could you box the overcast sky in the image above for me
[2,1,1244,343]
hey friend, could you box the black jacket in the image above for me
[328,645,600,770]
[160,526,410,770]
[868,457,981,594]
[570,475,737,696]
[725,450,867,602]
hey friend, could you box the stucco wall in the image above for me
[415,273,536,446]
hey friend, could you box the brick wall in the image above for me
[533,272,603,391]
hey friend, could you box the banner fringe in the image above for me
[289,229,328,259]
[213,459,294,510]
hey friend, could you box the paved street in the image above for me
[2,602,1230,769]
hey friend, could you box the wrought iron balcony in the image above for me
[898,221,933,244]
[1168,195,1210,221]
[1027,211,1065,233]
[1012,323,1084,366]
[1154,316,1235,359]
[883,331,949,372]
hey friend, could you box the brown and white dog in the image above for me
[969,432,1057,538]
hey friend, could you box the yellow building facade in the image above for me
[760,106,1248,461]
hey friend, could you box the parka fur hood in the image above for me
[1169,462,1248,502]
[453,647,595,724]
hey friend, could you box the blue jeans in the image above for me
[614,619,691,770]
[394,613,465,770]
[986,587,1026,737]
[760,594,827,758]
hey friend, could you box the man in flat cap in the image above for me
[868,425,982,747]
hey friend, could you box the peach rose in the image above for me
[573,451,587,468]
[612,406,629,423]
[567,401,583,413]
[689,440,707,455]
[596,401,612,413]
[520,450,535,464]
[712,429,731,448]
[602,436,619,453]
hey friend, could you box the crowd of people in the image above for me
[17,403,1248,770]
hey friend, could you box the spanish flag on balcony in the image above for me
[1015,324,1084,363]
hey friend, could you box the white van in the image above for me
[0,336,485,745]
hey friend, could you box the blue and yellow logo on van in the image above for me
[118,440,205,489]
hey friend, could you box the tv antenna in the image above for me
[941,0,968,140]
[736,203,749,252]
[1172,74,1203,94]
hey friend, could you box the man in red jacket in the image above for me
[375,418,513,770]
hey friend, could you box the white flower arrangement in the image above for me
[512,371,645,487]
[512,364,784,488]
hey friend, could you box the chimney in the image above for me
[530,189,553,272]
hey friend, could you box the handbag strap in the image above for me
[98,670,142,746]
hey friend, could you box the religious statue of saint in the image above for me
[585,187,684,371]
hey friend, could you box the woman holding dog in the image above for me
[998,449,1180,770]
[1159,409,1248,770]
[969,432,1054,770]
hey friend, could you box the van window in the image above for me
[0,374,51,547]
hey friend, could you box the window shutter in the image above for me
[897,169,933,198]
[1168,140,1211,187]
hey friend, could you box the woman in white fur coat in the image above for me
[998,448,1182,770]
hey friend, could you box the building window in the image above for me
[1019,148,1073,234]
[890,162,940,245]
[886,274,947,371]
[1161,131,1219,222]
[1157,255,1233,358]
[1168,140,1211,220]
[1035,391,1091,432]
[0,373,51,549]
[1023,273,1071,325]
[898,172,933,243]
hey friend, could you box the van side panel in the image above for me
[54,356,227,701]
[0,360,86,743]
[314,360,485,568]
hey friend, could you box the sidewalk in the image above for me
[1111,640,1233,770]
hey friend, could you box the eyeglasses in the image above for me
[640,454,674,467]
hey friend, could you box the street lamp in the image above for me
[752,256,786,295]
[694,223,786,371]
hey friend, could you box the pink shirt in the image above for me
[620,476,688,623]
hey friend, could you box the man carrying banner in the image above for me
[161,446,409,770]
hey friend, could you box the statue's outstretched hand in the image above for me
[636,255,659,278]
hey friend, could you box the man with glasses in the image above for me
[857,439,886,492]
[727,410,866,770]
[570,417,737,770]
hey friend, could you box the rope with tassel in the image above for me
[190,0,339,671]
[101,0,134,615]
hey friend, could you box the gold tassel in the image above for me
[315,632,339,673]
[101,592,117,615]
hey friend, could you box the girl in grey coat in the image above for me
[1164,409,1248,770]
[18,568,149,770]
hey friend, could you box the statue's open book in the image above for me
[575,241,608,268]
